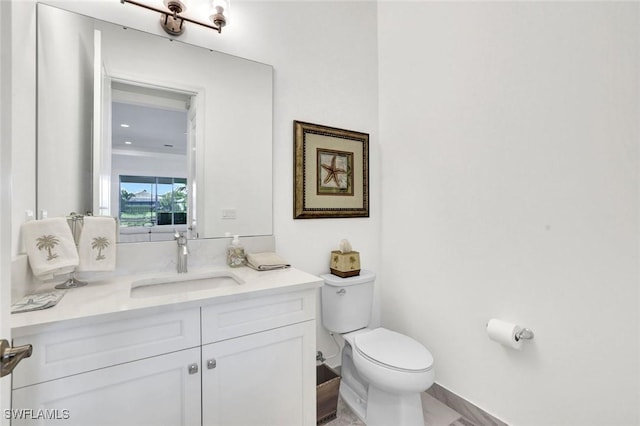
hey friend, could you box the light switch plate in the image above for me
[221,209,237,219]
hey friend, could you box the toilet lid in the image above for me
[354,328,433,372]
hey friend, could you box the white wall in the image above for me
[10,0,379,364]
[238,2,381,357]
[378,2,639,425]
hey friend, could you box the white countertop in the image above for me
[11,266,323,334]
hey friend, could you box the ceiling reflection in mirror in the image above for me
[37,4,273,242]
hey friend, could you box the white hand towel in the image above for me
[77,217,117,272]
[246,252,291,271]
[22,218,79,280]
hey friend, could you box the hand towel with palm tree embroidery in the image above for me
[77,216,117,272]
[21,217,79,280]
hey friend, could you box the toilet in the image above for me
[320,270,434,426]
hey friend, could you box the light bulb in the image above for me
[212,0,228,12]
[210,0,229,28]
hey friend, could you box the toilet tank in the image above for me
[320,270,376,334]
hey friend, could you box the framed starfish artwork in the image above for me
[317,149,353,196]
[294,121,369,218]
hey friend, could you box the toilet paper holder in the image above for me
[515,328,534,341]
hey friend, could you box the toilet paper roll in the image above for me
[486,319,523,350]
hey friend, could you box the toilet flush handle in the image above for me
[337,289,346,295]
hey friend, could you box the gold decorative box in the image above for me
[330,250,360,278]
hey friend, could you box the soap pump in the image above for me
[227,235,246,267]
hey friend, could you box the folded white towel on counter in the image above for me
[246,252,291,271]
[22,218,79,280]
[11,290,66,314]
[77,216,117,272]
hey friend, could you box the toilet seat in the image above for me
[354,328,433,373]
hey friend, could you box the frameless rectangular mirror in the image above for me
[37,4,273,242]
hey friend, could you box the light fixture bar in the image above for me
[120,0,226,35]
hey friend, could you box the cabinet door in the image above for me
[11,348,201,426]
[202,321,316,426]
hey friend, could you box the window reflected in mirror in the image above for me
[119,176,187,228]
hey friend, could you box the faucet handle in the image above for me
[174,230,188,245]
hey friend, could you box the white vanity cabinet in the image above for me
[11,284,318,426]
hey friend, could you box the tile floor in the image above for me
[324,392,478,426]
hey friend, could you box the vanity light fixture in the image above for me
[120,0,228,36]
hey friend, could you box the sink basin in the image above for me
[130,270,244,298]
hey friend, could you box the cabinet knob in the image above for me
[188,363,199,375]
[207,359,217,369]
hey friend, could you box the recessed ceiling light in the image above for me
[120,124,130,128]
[124,141,132,145]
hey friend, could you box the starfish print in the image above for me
[321,155,348,187]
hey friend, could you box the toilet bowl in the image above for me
[320,271,435,426]
[352,328,434,394]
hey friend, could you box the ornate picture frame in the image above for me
[294,121,369,219]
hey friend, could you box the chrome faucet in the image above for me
[174,230,189,273]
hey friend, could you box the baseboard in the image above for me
[427,383,508,426]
